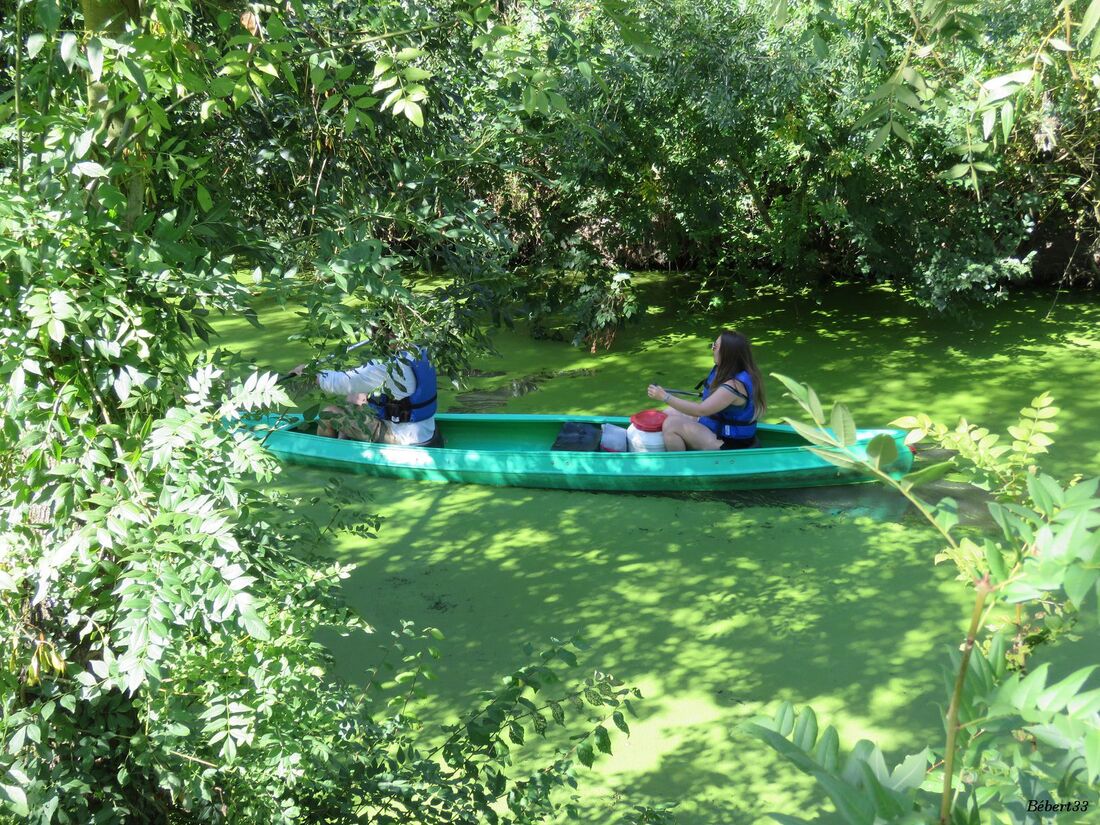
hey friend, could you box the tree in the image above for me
[0,0,646,819]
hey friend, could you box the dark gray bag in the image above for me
[550,422,602,451]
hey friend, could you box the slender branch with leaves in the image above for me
[745,375,1100,823]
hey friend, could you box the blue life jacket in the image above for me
[698,367,756,440]
[367,348,438,424]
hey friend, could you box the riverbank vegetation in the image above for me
[1,0,1098,820]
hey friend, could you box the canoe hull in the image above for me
[244,413,913,492]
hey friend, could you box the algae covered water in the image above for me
[211,282,1100,822]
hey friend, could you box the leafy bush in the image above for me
[508,254,639,352]
[499,0,1100,307]
[746,378,1100,822]
[566,270,639,352]
[0,0,651,820]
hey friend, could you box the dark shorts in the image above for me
[719,436,758,450]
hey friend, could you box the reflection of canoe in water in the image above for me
[242,413,913,492]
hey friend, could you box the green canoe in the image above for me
[241,413,913,492]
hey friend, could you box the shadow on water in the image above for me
[559,475,995,529]
[272,465,968,824]
[698,477,995,526]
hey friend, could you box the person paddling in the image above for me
[289,345,440,446]
[646,330,766,451]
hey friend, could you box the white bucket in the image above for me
[627,424,666,452]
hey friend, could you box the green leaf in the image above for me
[775,701,795,736]
[771,0,789,26]
[792,707,818,751]
[894,86,921,109]
[983,541,1008,583]
[0,784,29,817]
[576,741,594,767]
[1027,474,1056,515]
[785,418,838,448]
[550,701,565,726]
[890,119,912,144]
[806,388,825,425]
[1085,729,1100,783]
[277,60,299,93]
[594,724,612,754]
[816,770,875,824]
[373,74,398,92]
[814,725,840,771]
[1038,666,1096,712]
[830,403,856,447]
[74,161,108,178]
[771,373,809,405]
[886,748,929,791]
[403,101,424,127]
[381,88,403,111]
[196,184,213,213]
[744,722,817,773]
[1082,0,1100,40]
[807,446,862,470]
[858,761,904,817]
[1012,663,1050,709]
[241,610,271,641]
[982,69,1034,91]
[1065,565,1099,607]
[1001,101,1014,141]
[47,318,65,343]
[507,721,525,745]
[87,37,104,81]
[865,434,899,469]
[867,122,890,155]
[942,163,971,180]
[899,460,953,491]
[60,32,77,71]
[27,33,47,59]
[982,107,996,140]
[120,57,148,95]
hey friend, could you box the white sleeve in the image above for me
[316,360,391,397]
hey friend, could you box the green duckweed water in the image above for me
[210,282,1100,823]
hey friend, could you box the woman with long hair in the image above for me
[646,330,767,451]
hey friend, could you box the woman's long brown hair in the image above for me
[711,330,766,419]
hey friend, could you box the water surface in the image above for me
[211,282,1100,822]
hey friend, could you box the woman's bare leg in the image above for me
[661,416,723,451]
[663,430,687,451]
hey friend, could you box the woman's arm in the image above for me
[647,381,747,417]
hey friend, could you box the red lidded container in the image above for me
[629,409,667,433]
